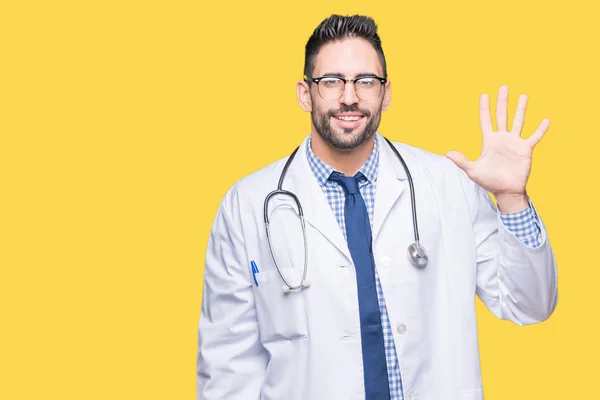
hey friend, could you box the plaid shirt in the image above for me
[305,134,542,399]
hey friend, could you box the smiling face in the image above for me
[298,37,391,151]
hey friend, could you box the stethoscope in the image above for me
[264,136,428,293]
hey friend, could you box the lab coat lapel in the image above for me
[284,136,353,263]
[372,134,408,242]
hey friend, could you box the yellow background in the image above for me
[1,0,597,398]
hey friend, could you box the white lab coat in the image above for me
[197,132,558,400]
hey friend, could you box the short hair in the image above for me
[303,14,387,79]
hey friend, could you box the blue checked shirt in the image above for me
[306,134,542,399]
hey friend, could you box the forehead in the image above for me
[312,37,383,77]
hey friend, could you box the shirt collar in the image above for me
[305,133,380,187]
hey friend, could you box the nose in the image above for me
[340,81,359,105]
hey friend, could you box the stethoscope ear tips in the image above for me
[282,285,291,294]
[303,279,310,288]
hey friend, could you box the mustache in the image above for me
[326,104,371,118]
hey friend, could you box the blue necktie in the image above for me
[329,172,390,400]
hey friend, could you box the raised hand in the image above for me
[446,85,550,213]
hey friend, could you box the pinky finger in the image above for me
[527,119,551,148]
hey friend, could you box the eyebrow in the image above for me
[319,72,381,78]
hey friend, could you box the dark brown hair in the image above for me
[303,14,387,79]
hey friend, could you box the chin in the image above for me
[330,131,371,150]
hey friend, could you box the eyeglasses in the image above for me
[305,75,387,101]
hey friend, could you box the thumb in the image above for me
[446,150,474,173]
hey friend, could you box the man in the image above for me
[197,14,557,400]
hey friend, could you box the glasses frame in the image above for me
[305,75,388,101]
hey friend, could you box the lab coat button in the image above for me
[380,256,391,267]
[397,324,407,334]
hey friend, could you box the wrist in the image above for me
[494,192,529,213]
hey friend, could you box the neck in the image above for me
[310,132,375,177]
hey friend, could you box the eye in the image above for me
[320,78,343,87]
[356,78,376,86]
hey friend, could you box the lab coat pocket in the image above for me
[253,268,309,343]
[459,389,484,400]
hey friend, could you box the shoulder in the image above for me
[383,138,494,223]
[382,136,484,202]
[383,137,461,177]
[218,153,291,214]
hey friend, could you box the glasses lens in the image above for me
[355,78,383,101]
[317,77,344,100]
[317,77,383,101]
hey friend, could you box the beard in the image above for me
[311,102,382,150]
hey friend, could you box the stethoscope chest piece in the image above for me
[408,242,428,269]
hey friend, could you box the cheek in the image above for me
[368,102,384,117]
[312,101,335,118]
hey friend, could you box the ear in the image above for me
[382,80,392,111]
[296,80,313,112]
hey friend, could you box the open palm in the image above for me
[447,85,550,197]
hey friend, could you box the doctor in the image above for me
[197,14,557,400]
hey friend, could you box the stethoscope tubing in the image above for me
[263,136,425,293]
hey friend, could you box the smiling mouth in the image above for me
[331,113,366,131]
[333,112,365,120]
[335,115,362,121]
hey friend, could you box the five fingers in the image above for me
[479,85,549,147]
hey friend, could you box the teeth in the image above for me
[337,116,361,121]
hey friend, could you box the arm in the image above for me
[197,191,267,399]
[446,85,558,324]
[462,175,558,325]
